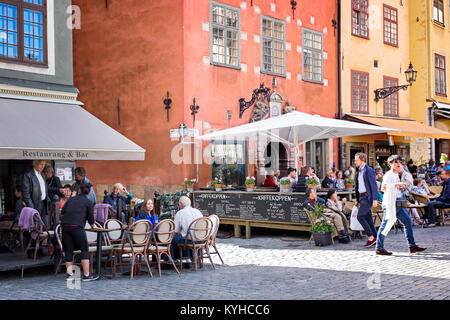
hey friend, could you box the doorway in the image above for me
[305,140,326,179]
[264,142,288,177]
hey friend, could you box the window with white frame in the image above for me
[210,2,240,68]
[433,0,445,26]
[302,28,323,83]
[435,53,447,96]
[261,15,285,76]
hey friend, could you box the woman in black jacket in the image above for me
[61,182,98,281]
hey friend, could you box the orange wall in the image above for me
[73,0,186,189]
[73,0,338,192]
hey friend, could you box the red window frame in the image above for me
[0,0,47,66]
[351,70,370,114]
[352,0,369,39]
[383,76,399,117]
[383,4,398,47]
[435,53,447,97]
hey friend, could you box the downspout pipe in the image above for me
[337,0,343,169]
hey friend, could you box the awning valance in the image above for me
[0,98,145,160]
[345,114,450,140]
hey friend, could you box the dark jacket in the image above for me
[293,175,307,193]
[437,178,450,204]
[321,176,336,189]
[355,164,379,203]
[46,175,63,201]
[61,195,94,227]
[22,168,49,212]
[303,198,321,212]
[103,193,131,212]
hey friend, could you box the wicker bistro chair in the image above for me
[104,219,126,248]
[22,212,54,262]
[73,222,114,273]
[202,215,224,264]
[111,220,153,279]
[53,222,113,274]
[411,191,450,225]
[147,219,179,277]
[429,185,443,196]
[178,217,215,272]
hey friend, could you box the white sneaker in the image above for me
[185,258,192,263]
[65,272,75,281]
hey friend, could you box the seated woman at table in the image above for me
[135,199,159,229]
[304,188,350,242]
[335,171,345,190]
[325,189,351,233]
[61,182,98,282]
[263,171,279,189]
[59,184,75,211]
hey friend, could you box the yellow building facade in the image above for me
[410,0,450,162]
[340,0,412,168]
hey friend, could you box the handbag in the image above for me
[350,206,364,231]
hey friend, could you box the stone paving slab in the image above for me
[0,225,449,300]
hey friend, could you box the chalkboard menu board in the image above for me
[193,191,310,224]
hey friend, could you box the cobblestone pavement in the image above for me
[0,225,449,300]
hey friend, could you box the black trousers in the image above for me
[61,225,89,262]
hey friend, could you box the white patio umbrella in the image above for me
[197,111,398,173]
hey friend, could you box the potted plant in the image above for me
[245,176,256,191]
[309,203,335,247]
[344,178,355,189]
[211,178,223,191]
[280,178,291,192]
[306,178,319,189]
[184,178,196,192]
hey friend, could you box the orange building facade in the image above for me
[72,0,339,198]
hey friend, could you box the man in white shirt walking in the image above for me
[170,196,203,267]
[375,155,427,255]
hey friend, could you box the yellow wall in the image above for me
[410,0,450,123]
[341,0,410,117]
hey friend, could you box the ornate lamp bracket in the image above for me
[374,84,410,102]
[239,84,271,118]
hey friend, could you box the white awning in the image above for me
[0,98,145,161]
[198,111,398,144]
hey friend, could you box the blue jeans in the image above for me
[317,197,325,205]
[357,196,377,237]
[376,206,416,250]
[170,235,203,260]
[425,200,450,224]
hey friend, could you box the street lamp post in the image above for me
[374,62,418,102]
[173,123,199,191]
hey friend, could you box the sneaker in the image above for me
[82,273,99,282]
[375,249,393,255]
[65,272,75,281]
[185,258,192,264]
[425,223,436,228]
[364,238,377,248]
[409,245,427,254]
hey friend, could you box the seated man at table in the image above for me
[103,183,133,223]
[170,196,203,268]
[321,170,336,189]
[281,167,297,192]
[424,169,450,227]
[303,188,349,242]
